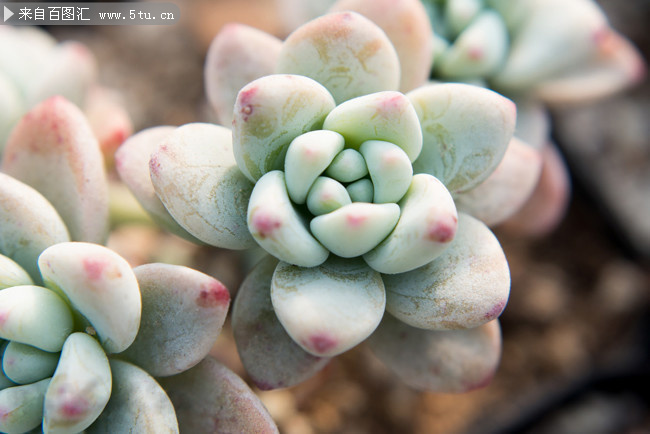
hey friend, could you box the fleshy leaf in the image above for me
[121,263,230,377]
[533,30,646,105]
[408,83,516,194]
[277,11,399,104]
[44,333,111,433]
[271,257,385,357]
[306,177,351,216]
[445,0,483,37]
[359,140,413,203]
[323,91,423,162]
[83,86,133,165]
[368,315,502,393]
[159,356,278,433]
[233,74,336,182]
[232,256,330,390]
[1,96,109,243]
[150,123,255,249]
[383,213,510,330]
[248,171,329,267]
[284,129,345,204]
[2,341,59,384]
[491,0,607,92]
[364,174,457,274]
[39,242,141,354]
[347,178,374,202]
[0,342,15,391]
[87,359,178,433]
[501,143,571,236]
[329,0,433,92]
[437,10,508,78]
[115,126,202,242]
[0,285,73,352]
[205,23,282,125]
[0,254,33,290]
[325,148,368,183]
[0,378,50,434]
[310,202,400,258]
[0,173,70,283]
[455,138,543,226]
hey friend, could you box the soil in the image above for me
[50,1,650,432]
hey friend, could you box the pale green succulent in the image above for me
[0,99,277,433]
[119,10,515,392]
[275,0,645,234]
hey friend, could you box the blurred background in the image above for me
[40,0,650,432]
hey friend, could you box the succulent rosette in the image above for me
[0,99,277,432]
[274,0,646,234]
[119,9,515,392]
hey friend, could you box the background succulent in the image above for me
[0,26,132,164]
[272,0,645,235]
[118,10,518,393]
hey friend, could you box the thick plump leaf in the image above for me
[364,174,457,274]
[205,23,282,125]
[501,143,571,236]
[0,342,15,391]
[325,148,368,182]
[233,74,336,182]
[0,254,33,290]
[121,263,230,377]
[44,333,111,433]
[159,356,278,434]
[248,171,329,267]
[1,96,108,243]
[39,242,141,354]
[306,177,351,216]
[310,203,400,258]
[437,10,508,78]
[323,91,423,162]
[491,0,607,92]
[150,123,255,249]
[284,130,345,204]
[329,0,433,92]
[408,83,516,194]
[383,213,510,330]
[0,173,70,283]
[533,30,646,105]
[0,285,73,352]
[368,315,502,393]
[87,359,178,433]
[277,11,399,104]
[115,126,201,242]
[455,138,543,226]
[0,378,50,434]
[2,341,59,384]
[360,140,413,203]
[271,257,385,357]
[233,256,330,390]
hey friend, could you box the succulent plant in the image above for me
[119,10,516,392]
[0,98,277,432]
[0,243,276,433]
[0,26,132,162]
[273,0,646,234]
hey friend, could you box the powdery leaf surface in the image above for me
[233,256,330,390]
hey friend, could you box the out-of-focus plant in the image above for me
[0,99,278,432]
[274,0,646,235]
[0,27,133,164]
[120,8,517,392]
